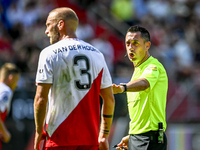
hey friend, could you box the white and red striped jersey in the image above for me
[0,83,13,122]
[35,38,112,147]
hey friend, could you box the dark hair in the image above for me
[127,25,150,42]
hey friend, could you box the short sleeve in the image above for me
[141,64,159,90]
[36,50,53,84]
[0,92,11,113]
[100,60,112,89]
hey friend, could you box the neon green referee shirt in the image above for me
[127,56,168,135]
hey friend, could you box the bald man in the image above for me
[34,7,115,150]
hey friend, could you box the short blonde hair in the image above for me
[49,7,79,32]
[0,63,20,81]
[50,7,79,22]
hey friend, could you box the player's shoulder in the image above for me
[42,41,61,53]
[0,83,12,99]
[40,40,64,58]
[0,83,12,92]
[79,39,101,52]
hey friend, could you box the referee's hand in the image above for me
[112,84,124,94]
[116,135,129,150]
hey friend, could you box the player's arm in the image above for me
[112,78,150,94]
[99,86,115,150]
[34,83,51,150]
[0,113,11,143]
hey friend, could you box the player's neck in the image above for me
[62,33,77,40]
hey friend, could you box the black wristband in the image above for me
[122,84,127,92]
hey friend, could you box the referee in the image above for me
[112,25,168,150]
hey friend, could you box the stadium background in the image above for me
[1,0,200,149]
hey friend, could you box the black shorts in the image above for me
[129,131,167,150]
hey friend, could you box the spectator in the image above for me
[0,63,20,150]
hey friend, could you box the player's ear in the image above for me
[7,74,14,84]
[57,20,64,31]
[8,74,13,81]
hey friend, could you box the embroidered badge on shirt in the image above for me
[151,66,157,71]
[146,65,157,72]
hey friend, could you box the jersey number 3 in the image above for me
[73,55,91,90]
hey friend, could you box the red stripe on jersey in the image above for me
[45,69,103,147]
[0,109,7,122]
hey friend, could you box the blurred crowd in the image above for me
[1,0,200,100]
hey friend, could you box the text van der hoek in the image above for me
[52,45,99,54]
